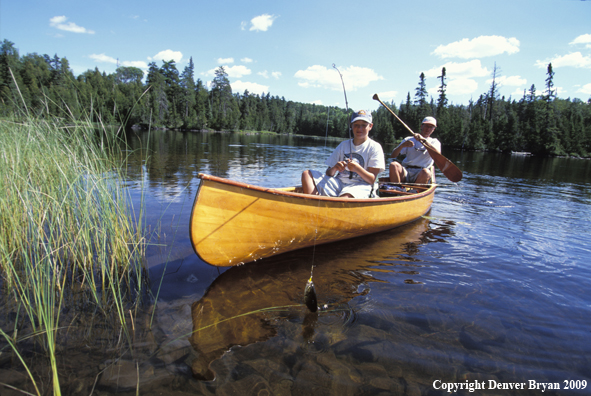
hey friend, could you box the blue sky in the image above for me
[2,0,590,111]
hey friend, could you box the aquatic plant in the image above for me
[0,111,148,394]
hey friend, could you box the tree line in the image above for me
[1,39,590,156]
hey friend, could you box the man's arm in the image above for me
[391,138,414,159]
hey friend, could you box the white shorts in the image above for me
[309,170,375,198]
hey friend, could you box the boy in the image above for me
[301,110,385,198]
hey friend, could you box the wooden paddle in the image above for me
[373,94,463,183]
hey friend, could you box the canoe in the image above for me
[190,173,436,266]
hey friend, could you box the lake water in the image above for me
[7,129,589,395]
[108,129,591,395]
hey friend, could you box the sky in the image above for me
[2,0,590,112]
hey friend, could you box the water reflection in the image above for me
[187,217,449,381]
[451,150,591,184]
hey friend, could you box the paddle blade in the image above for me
[428,148,463,182]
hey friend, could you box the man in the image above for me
[301,110,385,198]
[389,116,441,184]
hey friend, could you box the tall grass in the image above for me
[0,115,147,395]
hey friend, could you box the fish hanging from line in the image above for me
[304,266,318,313]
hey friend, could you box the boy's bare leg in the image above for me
[301,170,318,195]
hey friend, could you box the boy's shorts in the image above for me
[309,170,374,198]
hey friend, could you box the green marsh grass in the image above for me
[0,115,148,395]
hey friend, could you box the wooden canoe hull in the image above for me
[190,174,435,266]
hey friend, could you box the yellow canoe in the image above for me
[190,173,436,266]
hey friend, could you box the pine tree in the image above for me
[180,57,197,128]
[542,63,562,154]
[0,40,23,114]
[161,60,182,128]
[146,62,169,126]
[210,66,237,130]
[414,72,431,122]
[436,67,448,115]
[194,78,209,129]
[487,63,501,122]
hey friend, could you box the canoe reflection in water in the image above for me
[188,217,453,381]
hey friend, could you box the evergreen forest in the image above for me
[2,39,590,156]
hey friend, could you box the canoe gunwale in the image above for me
[197,173,436,203]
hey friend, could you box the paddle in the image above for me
[373,94,463,183]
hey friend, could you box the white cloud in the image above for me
[447,78,479,95]
[89,53,117,64]
[205,65,251,78]
[122,60,148,69]
[432,35,519,59]
[570,34,591,49]
[232,81,269,95]
[89,54,148,70]
[249,14,277,32]
[484,75,527,88]
[294,65,383,91]
[577,83,591,95]
[257,70,280,79]
[149,50,183,63]
[424,60,489,80]
[241,57,253,63]
[535,52,591,69]
[217,57,234,64]
[50,15,95,34]
[311,100,323,105]
[226,65,251,78]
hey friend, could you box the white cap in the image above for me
[422,116,437,126]
[351,110,372,124]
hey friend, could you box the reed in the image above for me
[0,114,147,395]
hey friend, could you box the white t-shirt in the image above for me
[399,136,441,169]
[325,138,385,184]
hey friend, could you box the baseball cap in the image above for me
[350,110,372,124]
[422,116,437,126]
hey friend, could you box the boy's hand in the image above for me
[346,160,358,173]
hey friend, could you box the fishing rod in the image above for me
[333,64,353,179]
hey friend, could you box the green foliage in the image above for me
[2,39,591,156]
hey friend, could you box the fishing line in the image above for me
[305,101,336,313]
[332,64,353,179]
[304,66,353,313]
